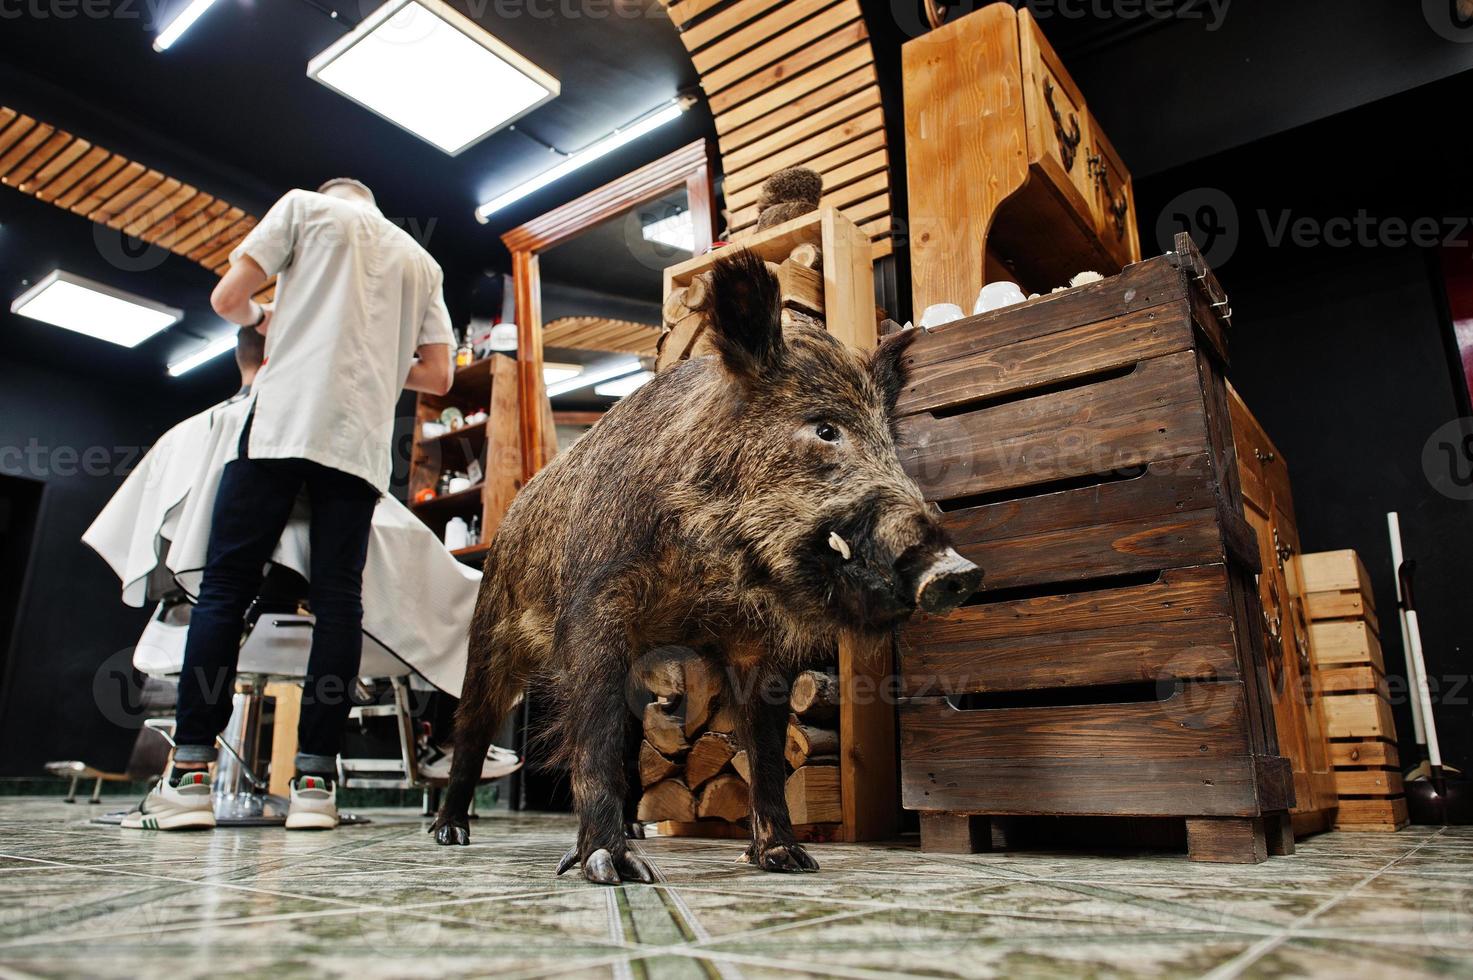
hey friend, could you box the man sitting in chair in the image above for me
[125,178,455,831]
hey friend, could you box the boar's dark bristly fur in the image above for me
[430,249,980,883]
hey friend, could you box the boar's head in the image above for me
[690,249,982,635]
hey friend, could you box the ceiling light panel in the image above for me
[308,0,559,156]
[11,270,182,348]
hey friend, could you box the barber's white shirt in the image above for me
[231,189,454,492]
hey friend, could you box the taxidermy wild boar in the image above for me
[430,249,981,883]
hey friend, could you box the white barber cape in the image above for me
[82,396,477,696]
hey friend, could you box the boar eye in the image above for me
[815,422,841,443]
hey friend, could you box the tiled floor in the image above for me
[0,798,1470,979]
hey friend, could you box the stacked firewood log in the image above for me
[655,241,825,372]
[635,660,843,830]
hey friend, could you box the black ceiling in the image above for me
[0,0,707,393]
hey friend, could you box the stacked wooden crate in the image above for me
[1301,550,1408,831]
[635,661,844,836]
[894,234,1294,864]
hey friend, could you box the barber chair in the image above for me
[101,567,423,827]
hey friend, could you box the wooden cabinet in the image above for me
[1227,386,1338,834]
[904,4,1142,313]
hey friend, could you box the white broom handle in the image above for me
[1386,512,1428,746]
[1404,609,1442,769]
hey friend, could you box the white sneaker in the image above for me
[418,744,522,781]
[121,767,216,830]
[285,775,339,830]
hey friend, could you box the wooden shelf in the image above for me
[451,543,490,564]
[411,483,484,514]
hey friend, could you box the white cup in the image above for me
[448,476,471,494]
[973,281,1028,315]
[919,303,965,329]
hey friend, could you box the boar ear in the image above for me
[707,248,783,379]
[868,325,918,415]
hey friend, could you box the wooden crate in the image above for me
[1300,549,1407,831]
[644,209,893,843]
[1227,387,1337,833]
[895,235,1292,864]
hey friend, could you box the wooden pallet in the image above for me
[894,236,1291,864]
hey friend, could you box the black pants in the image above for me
[174,450,378,775]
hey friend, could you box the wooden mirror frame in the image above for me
[499,140,719,482]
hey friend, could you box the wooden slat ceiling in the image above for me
[662,0,893,258]
[0,106,274,301]
[543,315,661,357]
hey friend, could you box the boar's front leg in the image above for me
[734,662,819,873]
[554,624,655,886]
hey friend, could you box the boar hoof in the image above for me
[744,842,819,873]
[626,821,646,840]
[433,823,470,846]
[572,847,656,884]
[584,849,621,885]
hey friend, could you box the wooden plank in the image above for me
[1334,796,1409,831]
[1322,693,1396,740]
[0,110,26,155]
[173,205,245,257]
[0,123,58,183]
[5,130,77,189]
[125,183,199,238]
[105,176,181,231]
[904,755,1265,818]
[897,302,1194,417]
[1334,768,1403,797]
[1313,618,1378,672]
[897,350,1211,502]
[20,136,90,195]
[1330,739,1399,768]
[1319,665,1389,699]
[899,258,1186,380]
[664,0,734,28]
[900,683,1249,762]
[726,129,888,208]
[33,144,108,204]
[726,108,886,204]
[89,169,164,224]
[1298,550,1373,597]
[1304,591,1379,634]
[66,158,142,215]
[678,0,768,50]
[692,0,843,74]
[157,198,229,252]
[930,461,1230,594]
[730,169,890,232]
[708,19,869,115]
[701,0,862,94]
[52,153,126,210]
[723,86,880,172]
[717,61,875,147]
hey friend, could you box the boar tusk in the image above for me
[827,532,852,561]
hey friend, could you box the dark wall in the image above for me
[1134,72,1473,775]
[0,358,228,775]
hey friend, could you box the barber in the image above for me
[124,178,454,832]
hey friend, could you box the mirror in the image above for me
[537,184,694,446]
[500,141,717,480]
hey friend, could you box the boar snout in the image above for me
[913,547,983,614]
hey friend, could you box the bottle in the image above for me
[444,516,469,551]
[455,329,474,368]
[468,515,481,547]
